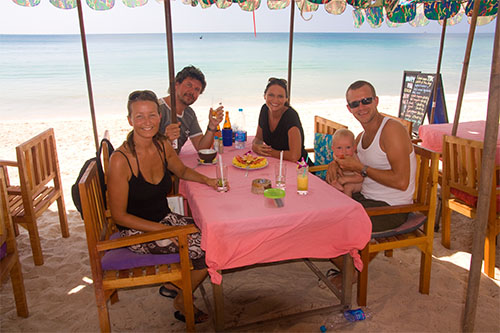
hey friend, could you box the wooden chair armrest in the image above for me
[0,160,18,167]
[309,164,328,172]
[365,204,428,216]
[96,224,199,252]
[305,147,314,153]
[411,138,422,144]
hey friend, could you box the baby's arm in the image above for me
[338,172,363,186]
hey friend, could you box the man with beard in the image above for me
[159,65,224,152]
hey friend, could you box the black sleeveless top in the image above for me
[115,145,172,230]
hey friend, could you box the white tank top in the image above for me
[357,117,416,206]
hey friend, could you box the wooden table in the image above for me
[419,120,500,163]
[178,140,372,330]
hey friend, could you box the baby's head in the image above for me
[331,129,355,159]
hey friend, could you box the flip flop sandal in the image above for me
[174,309,209,324]
[159,285,178,299]
[318,268,341,289]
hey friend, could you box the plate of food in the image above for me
[232,151,268,170]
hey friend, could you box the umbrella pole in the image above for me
[76,0,99,151]
[451,0,481,135]
[463,14,500,333]
[163,0,179,151]
[430,18,447,124]
[287,0,295,102]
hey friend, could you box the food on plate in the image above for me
[232,151,267,169]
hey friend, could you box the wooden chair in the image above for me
[357,144,440,306]
[307,115,348,173]
[380,112,413,137]
[0,169,29,318]
[79,161,197,331]
[441,135,499,278]
[0,128,69,266]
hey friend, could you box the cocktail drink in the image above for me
[296,166,308,195]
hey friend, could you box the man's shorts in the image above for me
[352,192,408,232]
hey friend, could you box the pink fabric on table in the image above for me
[179,140,372,284]
[418,120,500,164]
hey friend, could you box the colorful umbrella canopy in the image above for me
[12,0,498,28]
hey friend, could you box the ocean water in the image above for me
[0,32,495,122]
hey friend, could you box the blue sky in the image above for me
[0,0,495,34]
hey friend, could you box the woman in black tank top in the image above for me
[107,90,220,324]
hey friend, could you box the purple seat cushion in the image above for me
[101,232,180,271]
[0,242,7,260]
[371,212,427,239]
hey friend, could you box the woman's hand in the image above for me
[253,142,273,156]
[205,177,230,191]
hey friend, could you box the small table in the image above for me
[178,140,371,330]
[419,120,500,163]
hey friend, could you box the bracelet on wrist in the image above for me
[206,125,217,133]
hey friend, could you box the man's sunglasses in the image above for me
[348,97,374,109]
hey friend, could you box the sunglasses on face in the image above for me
[348,97,374,109]
[128,90,157,102]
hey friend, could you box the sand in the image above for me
[1,93,499,332]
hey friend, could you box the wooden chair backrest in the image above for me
[442,135,484,197]
[79,161,114,258]
[0,171,10,250]
[16,128,62,203]
[314,115,348,135]
[413,144,440,210]
[380,113,413,138]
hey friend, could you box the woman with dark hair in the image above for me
[252,77,309,163]
[107,90,217,324]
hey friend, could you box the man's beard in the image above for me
[178,93,195,106]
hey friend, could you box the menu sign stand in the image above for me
[399,71,448,134]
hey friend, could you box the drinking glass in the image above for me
[216,164,228,192]
[296,166,309,195]
[274,164,287,190]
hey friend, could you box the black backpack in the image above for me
[72,138,114,217]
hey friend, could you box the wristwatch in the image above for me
[361,165,369,177]
[206,125,217,133]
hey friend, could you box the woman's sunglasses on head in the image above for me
[348,97,374,109]
[128,90,157,101]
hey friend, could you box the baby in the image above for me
[328,129,363,197]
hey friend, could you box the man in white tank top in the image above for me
[327,80,416,232]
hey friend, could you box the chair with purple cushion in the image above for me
[357,145,440,306]
[79,161,197,332]
[1,169,29,318]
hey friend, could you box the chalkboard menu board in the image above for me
[398,71,448,133]
[398,71,420,118]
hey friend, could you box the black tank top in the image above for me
[115,145,172,230]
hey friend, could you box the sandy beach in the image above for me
[1,93,499,332]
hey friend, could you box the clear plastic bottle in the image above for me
[234,108,246,149]
[320,308,370,332]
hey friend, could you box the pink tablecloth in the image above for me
[419,120,500,164]
[178,141,372,284]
